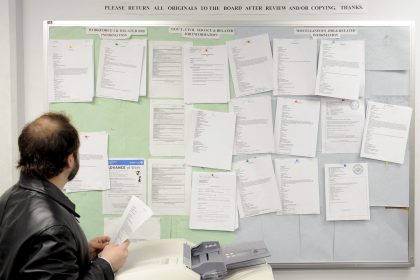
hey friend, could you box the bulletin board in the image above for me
[44,21,415,268]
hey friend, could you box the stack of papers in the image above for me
[189,172,238,232]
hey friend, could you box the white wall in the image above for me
[0,0,20,194]
[3,0,420,278]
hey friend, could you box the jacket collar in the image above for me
[18,175,80,218]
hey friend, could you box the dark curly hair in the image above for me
[17,112,80,180]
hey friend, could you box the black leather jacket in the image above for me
[0,176,114,280]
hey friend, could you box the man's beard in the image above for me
[68,152,80,181]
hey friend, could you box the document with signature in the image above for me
[325,163,370,221]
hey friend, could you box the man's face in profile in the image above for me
[68,152,80,181]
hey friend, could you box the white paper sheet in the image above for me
[65,132,110,192]
[274,158,320,215]
[321,98,365,154]
[102,159,146,215]
[273,38,317,96]
[47,40,94,103]
[105,217,160,241]
[233,156,281,218]
[183,45,229,104]
[185,109,236,170]
[96,39,146,101]
[274,97,320,157]
[227,34,273,97]
[315,40,365,100]
[325,163,370,221]
[139,41,147,97]
[110,195,154,244]
[189,172,237,231]
[147,159,191,215]
[361,101,412,164]
[230,95,275,155]
[149,99,185,156]
[148,41,192,99]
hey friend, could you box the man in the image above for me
[0,112,129,279]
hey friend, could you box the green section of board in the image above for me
[50,26,235,244]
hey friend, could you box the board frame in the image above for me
[44,20,415,268]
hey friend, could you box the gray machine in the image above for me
[183,241,270,280]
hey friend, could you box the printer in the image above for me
[115,239,274,280]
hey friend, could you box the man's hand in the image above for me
[100,240,130,272]
[88,236,110,261]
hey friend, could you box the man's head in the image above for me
[17,112,80,181]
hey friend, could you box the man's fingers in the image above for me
[121,240,130,248]
[99,236,111,243]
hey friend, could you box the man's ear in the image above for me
[67,153,75,169]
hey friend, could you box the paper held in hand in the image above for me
[110,195,154,244]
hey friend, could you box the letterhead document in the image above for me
[96,39,146,101]
[185,109,236,170]
[147,159,192,215]
[148,41,192,99]
[47,40,94,103]
[230,95,275,155]
[149,99,185,156]
[102,159,146,215]
[65,132,110,192]
[273,38,317,96]
[184,45,230,104]
[233,156,281,218]
[321,98,365,154]
[274,97,320,157]
[189,172,237,231]
[361,101,412,164]
[110,195,154,244]
[227,34,273,97]
[325,163,370,221]
[274,158,320,215]
[315,40,365,100]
